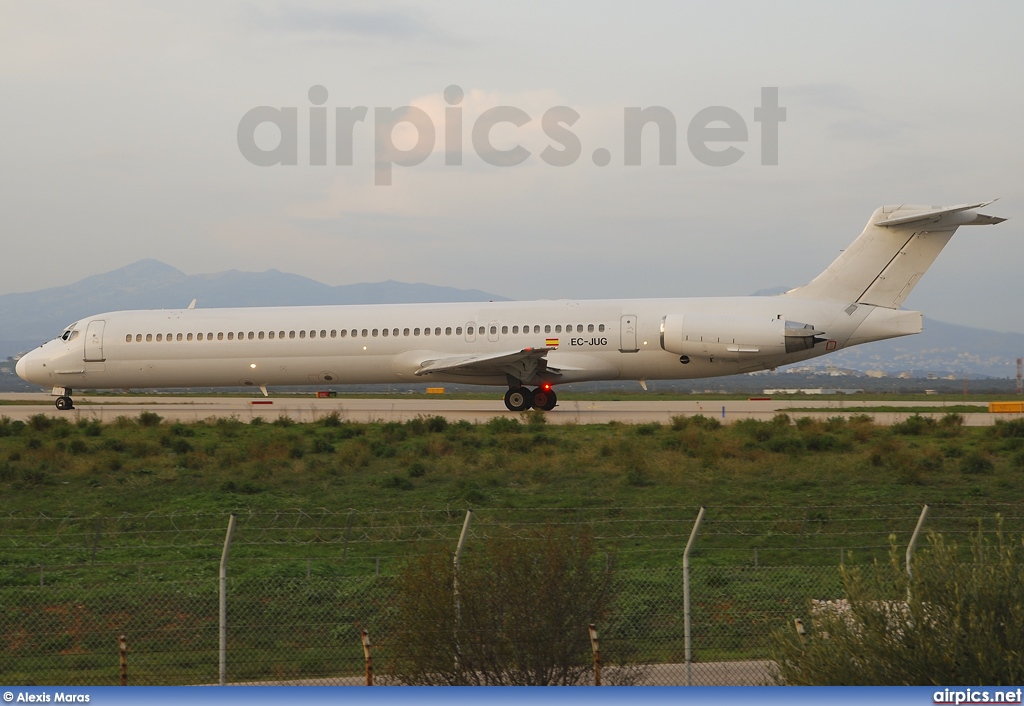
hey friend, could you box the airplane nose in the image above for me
[15,352,44,385]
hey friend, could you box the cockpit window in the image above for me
[60,323,80,341]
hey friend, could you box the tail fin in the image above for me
[785,200,1006,307]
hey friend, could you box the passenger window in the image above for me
[268,331,275,339]
[258,332,265,340]
[588,324,594,333]
[599,324,605,332]
[382,328,389,337]
[577,325,583,333]
[467,326,474,335]
[227,332,234,340]
[198,333,204,341]
[126,335,132,342]
[424,327,431,336]
[246,332,253,340]
[340,330,347,338]
[545,325,551,333]
[144,334,151,342]
[414,328,420,336]
[218,332,224,340]
[444,327,451,335]
[555,325,561,333]
[372,329,379,337]
[534,325,540,333]
[512,326,519,334]
[392,328,399,336]
[434,327,441,336]
[490,325,497,335]
[361,329,368,337]
[299,331,306,339]
[156,334,163,342]
[350,330,357,338]
[456,327,463,335]
[289,331,295,339]
[404,328,410,336]
[237,332,244,340]
[330,330,337,338]
[320,330,327,338]
[185,333,192,341]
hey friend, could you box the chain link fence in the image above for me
[2,503,1020,686]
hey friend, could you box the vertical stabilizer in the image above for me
[784,201,1005,307]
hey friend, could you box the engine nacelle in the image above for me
[660,315,824,360]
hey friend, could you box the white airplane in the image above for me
[16,201,1006,411]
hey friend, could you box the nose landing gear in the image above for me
[52,387,74,411]
[502,386,557,412]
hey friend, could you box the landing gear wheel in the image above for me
[55,396,74,411]
[504,387,534,412]
[533,388,557,411]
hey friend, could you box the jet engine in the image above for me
[659,315,824,360]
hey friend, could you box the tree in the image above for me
[772,526,1024,685]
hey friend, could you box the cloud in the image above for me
[248,4,463,45]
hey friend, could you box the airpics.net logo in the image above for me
[933,688,1023,705]
[236,85,786,185]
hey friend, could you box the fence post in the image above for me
[219,513,237,686]
[588,624,601,686]
[683,505,706,687]
[453,509,474,619]
[452,509,473,672]
[906,504,929,582]
[362,629,373,686]
[118,634,128,686]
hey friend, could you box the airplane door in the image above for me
[84,320,106,361]
[465,322,476,342]
[620,315,638,353]
[487,321,499,342]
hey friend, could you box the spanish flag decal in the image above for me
[546,338,559,348]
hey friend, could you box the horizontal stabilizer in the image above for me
[874,200,1005,228]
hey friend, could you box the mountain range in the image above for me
[1,261,1021,378]
[0,260,504,359]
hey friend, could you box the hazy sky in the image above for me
[2,1,1022,332]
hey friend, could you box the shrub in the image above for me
[991,418,1024,438]
[487,417,521,434]
[893,414,936,436]
[959,450,994,475]
[384,525,645,685]
[381,474,413,490]
[689,415,721,431]
[407,461,427,478]
[138,411,162,427]
[772,527,1024,684]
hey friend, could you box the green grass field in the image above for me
[2,411,1023,685]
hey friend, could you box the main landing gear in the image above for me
[54,388,74,411]
[503,386,557,412]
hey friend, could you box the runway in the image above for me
[0,393,1017,426]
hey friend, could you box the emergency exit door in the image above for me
[620,315,638,353]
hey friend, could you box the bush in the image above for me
[959,450,994,475]
[384,525,645,685]
[893,414,936,436]
[138,411,163,427]
[772,527,1024,684]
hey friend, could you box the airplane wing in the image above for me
[415,347,558,379]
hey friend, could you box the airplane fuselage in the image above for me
[15,295,917,392]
